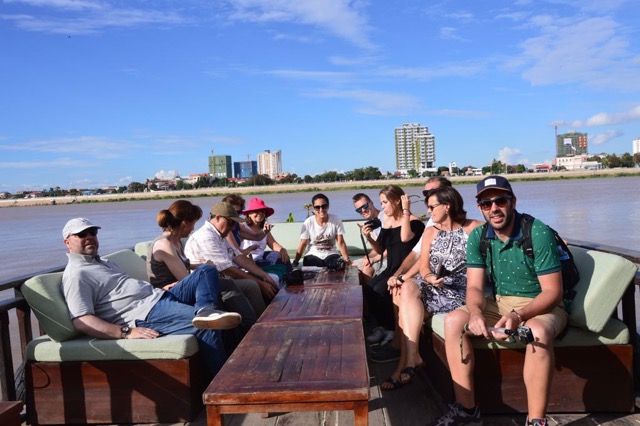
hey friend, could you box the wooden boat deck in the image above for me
[139,357,640,426]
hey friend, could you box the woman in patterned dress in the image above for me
[383,186,483,390]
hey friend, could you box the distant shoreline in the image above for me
[2,168,639,208]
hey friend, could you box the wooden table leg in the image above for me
[206,405,223,426]
[354,401,369,426]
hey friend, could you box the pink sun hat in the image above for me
[243,197,275,217]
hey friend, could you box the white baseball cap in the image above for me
[62,218,101,239]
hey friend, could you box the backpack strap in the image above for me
[479,223,490,260]
[478,223,496,292]
[515,213,535,259]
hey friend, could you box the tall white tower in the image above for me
[257,150,282,179]
[394,123,436,174]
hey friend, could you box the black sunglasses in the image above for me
[74,228,98,238]
[313,203,329,211]
[478,195,513,211]
[355,202,370,214]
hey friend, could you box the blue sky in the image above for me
[1,0,639,192]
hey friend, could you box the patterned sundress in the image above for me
[417,226,469,315]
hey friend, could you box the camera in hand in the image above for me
[489,326,535,344]
[326,257,347,271]
[364,217,382,230]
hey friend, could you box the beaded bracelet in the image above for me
[511,309,524,323]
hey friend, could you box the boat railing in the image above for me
[0,241,638,406]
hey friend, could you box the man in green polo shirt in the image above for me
[430,176,567,426]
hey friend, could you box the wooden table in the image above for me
[0,401,22,426]
[203,320,369,426]
[259,284,362,322]
[302,266,361,287]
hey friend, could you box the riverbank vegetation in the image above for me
[2,167,639,208]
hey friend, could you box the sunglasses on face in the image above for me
[313,204,329,211]
[426,203,442,211]
[74,228,98,238]
[478,195,513,211]
[355,202,370,214]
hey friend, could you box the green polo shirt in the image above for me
[467,212,561,298]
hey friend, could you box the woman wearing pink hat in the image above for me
[240,198,291,270]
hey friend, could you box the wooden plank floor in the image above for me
[143,358,640,426]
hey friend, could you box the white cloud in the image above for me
[4,0,103,11]
[555,105,640,127]
[375,61,487,81]
[439,26,466,41]
[497,147,523,164]
[154,170,179,180]
[0,136,143,159]
[304,88,422,116]
[0,158,79,169]
[2,2,187,34]
[512,15,640,91]
[590,129,624,145]
[224,0,374,49]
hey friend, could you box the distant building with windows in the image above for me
[394,123,436,174]
[554,154,601,171]
[633,136,640,154]
[208,151,232,179]
[234,161,258,179]
[556,131,588,157]
[257,150,282,179]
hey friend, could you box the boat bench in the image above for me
[20,249,205,425]
[425,245,639,414]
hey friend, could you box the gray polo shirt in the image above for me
[62,253,164,326]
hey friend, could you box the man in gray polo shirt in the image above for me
[61,217,240,377]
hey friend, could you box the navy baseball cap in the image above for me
[476,175,513,198]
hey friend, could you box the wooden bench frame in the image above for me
[26,355,205,424]
[422,240,639,414]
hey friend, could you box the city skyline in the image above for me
[1,1,640,193]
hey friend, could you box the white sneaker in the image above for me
[379,330,394,346]
[192,308,241,330]
[366,326,386,343]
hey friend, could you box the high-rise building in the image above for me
[208,151,232,178]
[257,150,282,179]
[633,136,640,155]
[395,123,436,173]
[233,161,258,179]
[556,131,588,157]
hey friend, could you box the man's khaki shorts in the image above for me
[459,295,568,337]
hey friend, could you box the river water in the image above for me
[1,176,639,286]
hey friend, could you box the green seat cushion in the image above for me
[430,313,629,349]
[27,334,199,362]
[134,240,153,260]
[22,272,80,342]
[568,247,637,333]
[102,249,149,281]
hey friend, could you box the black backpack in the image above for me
[478,213,580,311]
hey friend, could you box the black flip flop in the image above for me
[400,366,417,384]
[381,377,403,390]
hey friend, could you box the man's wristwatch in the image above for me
[121,325,131,339]
[397,275,404,283]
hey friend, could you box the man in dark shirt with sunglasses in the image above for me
[353,193,385,280]
[430,176,567,426]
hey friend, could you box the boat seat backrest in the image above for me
[22,272,80,342]
[102,249,149,281]
[567,246,638,333]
